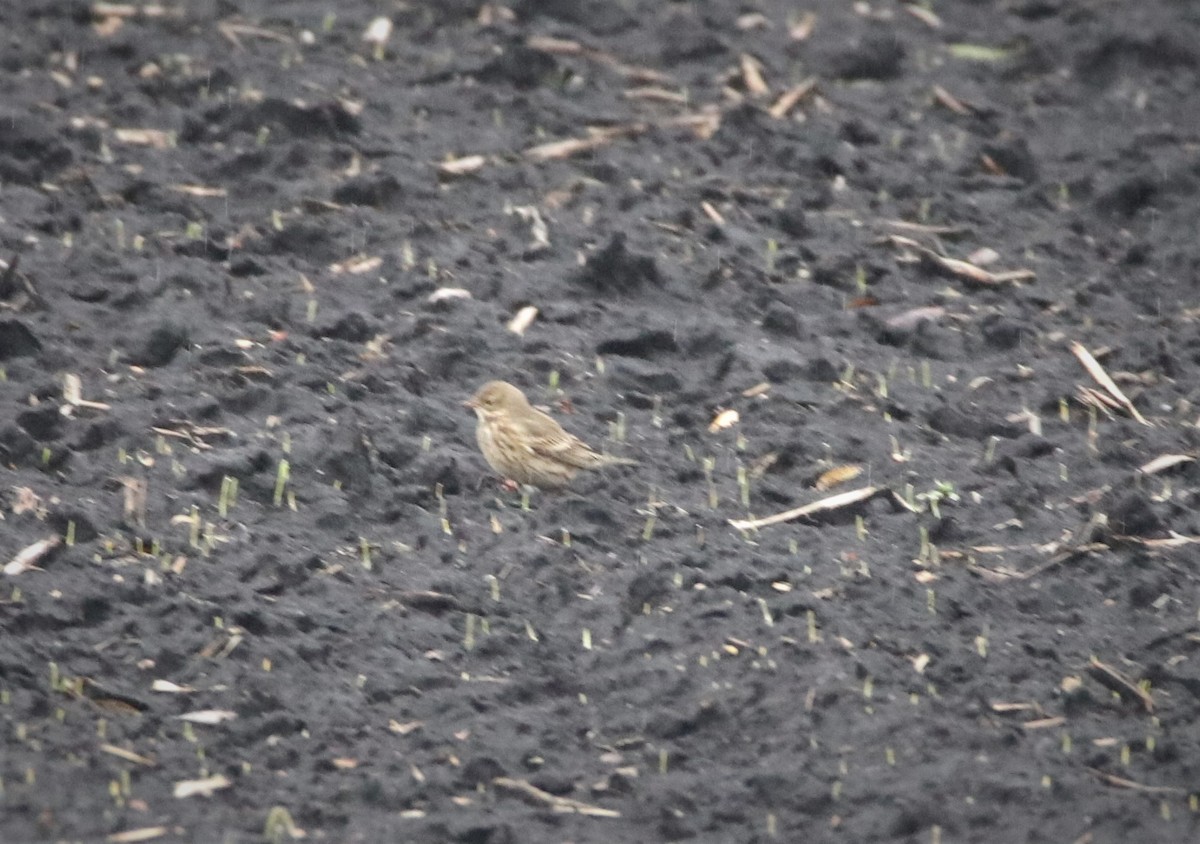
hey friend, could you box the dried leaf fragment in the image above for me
[1070,341,1149,426]
[904,4,942,28]
[63,373,82,405]
[62,373,111,411]
[1138,454,1194,476]
[170,184,227,197]
[928,253,1000,284]
[524,128,630,162]
[768,78,817,119]
[881,219,969,236]
[623,86,689,104]
[736,12,770,30]
[967,247,1000,266]
[815,464,862,491]
[106,828,169,843]
[12,487,43,516]
[438,154,486,176]
[789,12,817,41]
[709,409,739,433]
[507,305,539,336]
[92,3,181,19]
[173,774,231,799]
[947,43,1015,62]
[739,53,769,97]
[4,537,61,576]
[329,255,382,275]
[427,287,472,304]
[700,201,725,225]
[177,709,237,724]
[362,16,393,46]
[525,35,581,55]
[114,128,172,148]
[1022,716,1066,730]
[100,743,157,767]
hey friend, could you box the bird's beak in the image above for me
[463,397,478,410]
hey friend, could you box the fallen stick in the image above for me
[493,777,620,818]
[526,35,670,84]
[883,234,1034,286]
[768,78,817,119]
[729,486,883,531]
[523,109,721,163]
[1087,656,1154,713]
[1086,767,1185,795]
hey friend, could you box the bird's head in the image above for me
[464,380,527,419]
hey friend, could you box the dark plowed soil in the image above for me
[4,1,1200,842]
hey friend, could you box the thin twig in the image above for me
[1086,767,1185,795]
[493,777,620,817]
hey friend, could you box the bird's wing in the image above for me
[518,408,603,468]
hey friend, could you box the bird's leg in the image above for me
[493,478,534,510]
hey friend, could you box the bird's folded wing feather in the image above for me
[519,409,602,468]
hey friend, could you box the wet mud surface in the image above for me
[3,1,1200,841]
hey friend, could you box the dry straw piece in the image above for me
[1070,341,1149,425]
[730,486,883,531]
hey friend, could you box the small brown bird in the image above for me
[465,380,637,489]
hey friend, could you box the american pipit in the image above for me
[465,380,637,489]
